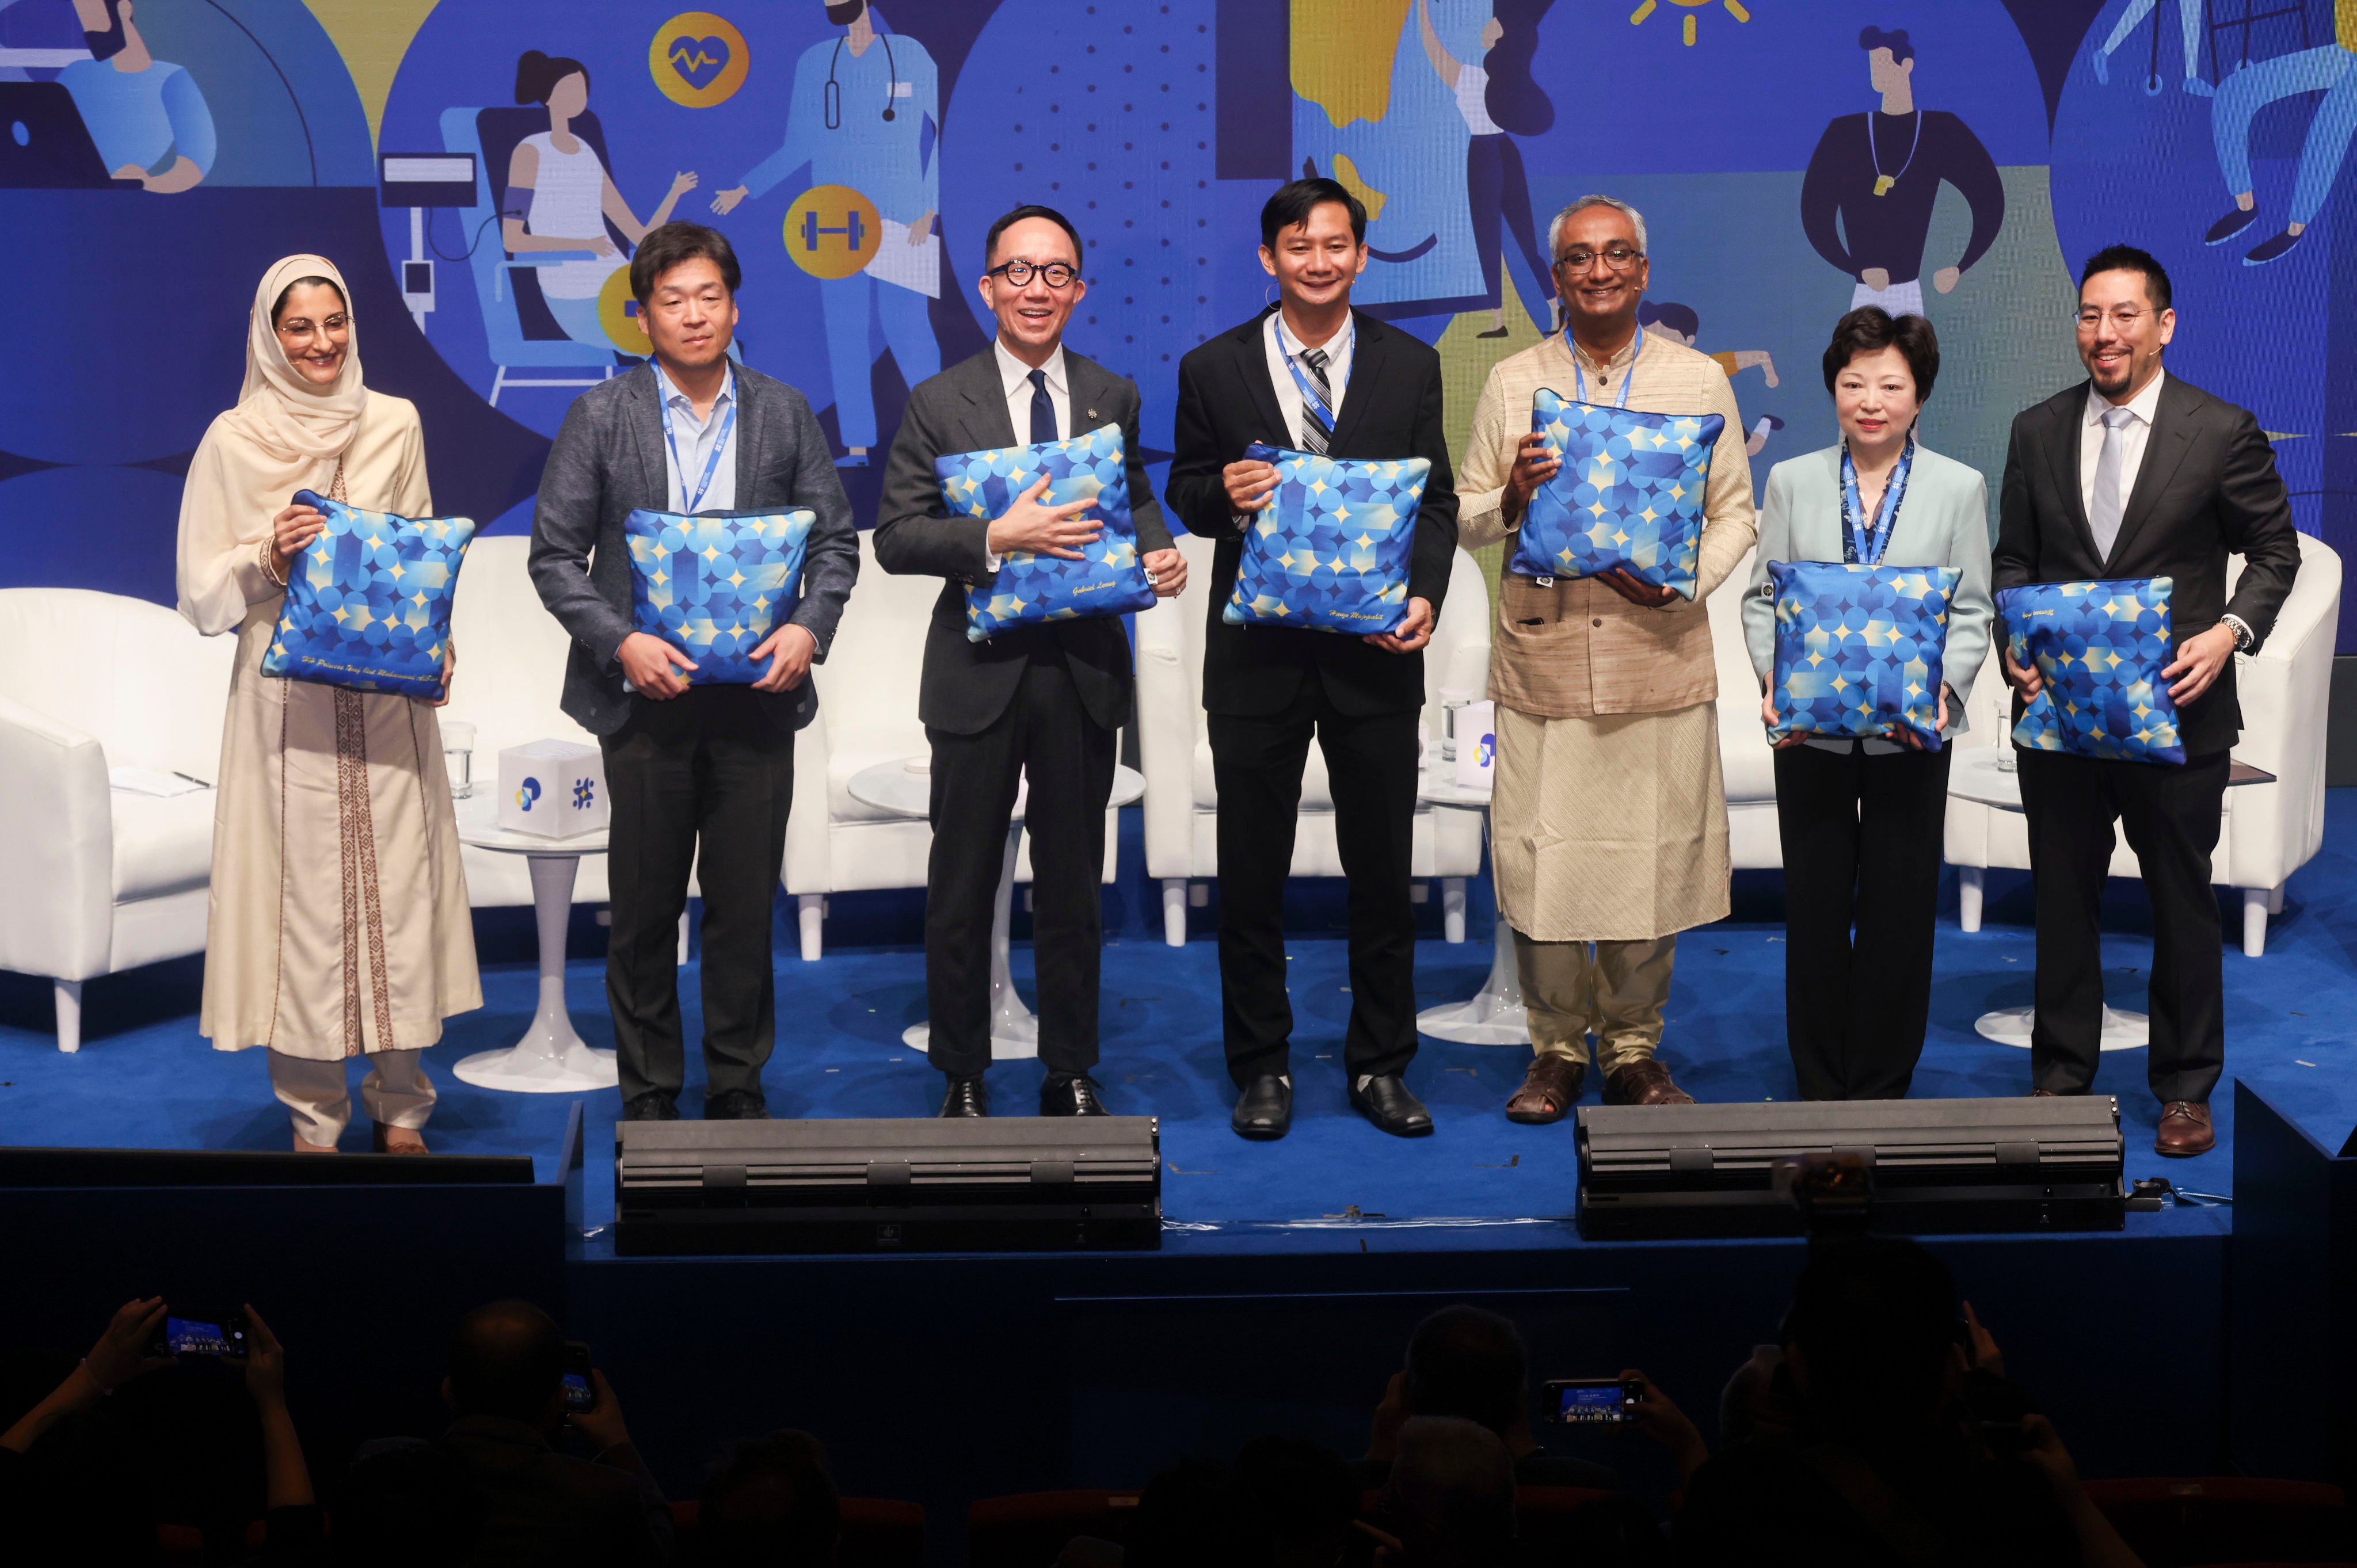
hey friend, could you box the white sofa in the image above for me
[1135,536,1491,948]
[783,530,1120,962]
[1708,546,1783,870]
[0,589,238,1051]
[1943,531,2341,957]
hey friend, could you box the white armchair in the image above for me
[1134,536,1490,948]
[1943,531,2341,956]
[0,589,238,1051]
[1708,546,1782,870]
[783,531,1120,962]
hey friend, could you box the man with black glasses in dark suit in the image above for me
[1994,243,2300,1157]
[874,204,1185,1119]
[1167,178,1460,1141]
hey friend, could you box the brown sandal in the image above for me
[1506,1055,1586,1124]
[371,1121,428,1155]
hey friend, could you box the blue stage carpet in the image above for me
[6,790,2352,1252]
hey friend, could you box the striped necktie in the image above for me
[1298,346,1334,454]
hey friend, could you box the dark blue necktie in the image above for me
[1029,367,1056,445]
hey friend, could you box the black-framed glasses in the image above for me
[1556,246,1644,272]
[987,260,1080,289]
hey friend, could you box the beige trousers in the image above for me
[1513,929,1677,1074]
[266,1048,436,1146]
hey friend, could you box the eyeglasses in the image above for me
[1556,246,1644,272]
[987,261,1079,289]
[2075,306,2150,330]
[275,313,351,338]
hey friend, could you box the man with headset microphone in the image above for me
[711,0,939,467]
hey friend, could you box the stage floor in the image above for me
[6,790,2351,1256]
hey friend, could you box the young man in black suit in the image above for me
[874,205,1186,1119]
[1167,178,1460,1140]
[1994,243,2301,1156]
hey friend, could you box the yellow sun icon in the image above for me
[1631,0,1752,47]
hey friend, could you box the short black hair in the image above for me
[271,275,346,324]
[631,222,741,304]
[985,204,1086,271]
[1821,306,1940,402]
[1859,25,1914,64]
[2080,243,2173,312]
[1260,177,1367,250]
[444,1300,564,1424]
[1403,1305,1527,1436]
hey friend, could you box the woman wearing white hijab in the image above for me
[177,254,479,1153]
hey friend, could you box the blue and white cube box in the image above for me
[497,740,609,838]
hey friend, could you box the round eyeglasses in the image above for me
[987,260,1080,289]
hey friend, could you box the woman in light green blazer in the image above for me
[1739,307,1993,1101]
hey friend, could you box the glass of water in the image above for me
[441,720,476,799]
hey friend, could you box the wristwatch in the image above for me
[2219,613,2255,653]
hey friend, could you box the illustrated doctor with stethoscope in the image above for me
[713,0,939,466]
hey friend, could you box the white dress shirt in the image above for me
[653,361,737,513]
[995,337,1070,444]
[2078,365,2164,524]
[1261,309,1355,449]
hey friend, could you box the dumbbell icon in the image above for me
[800,206,867,254]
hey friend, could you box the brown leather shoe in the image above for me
[1506,1055,1585,1124]
[2029,1089,2058,1097]
[1604,1059,1695,1107]
[371,1121,428,1155]
[2154,1101,2214,1158]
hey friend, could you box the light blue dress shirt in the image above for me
[653,362,737,514]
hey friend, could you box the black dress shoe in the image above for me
[705,1089,768,1120]
[938,1074,989,1118]
[1350,1073,1434,1137]
[1041,1073,1108,1116]
[1231,1074,1292,1140]
[623,1092,679,1122]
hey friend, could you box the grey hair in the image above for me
[1549,194,1648,262]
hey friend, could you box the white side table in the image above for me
[1948,749,2147,1051]
[1414,765,1529,1046]
[451,793,620,1092]
[847,757,1146,1060]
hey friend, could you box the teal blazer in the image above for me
[1741,440,1995,741]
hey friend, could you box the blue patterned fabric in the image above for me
[932,424,1156,642]
[1766,560,1962,749]
[1221,442,1427,635]
[262,490,476,698]
[1510,389,1724,600]
[623,508,816,684]
[1997,577,2186,765]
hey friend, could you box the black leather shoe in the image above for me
[938,1074,989,1118]
[1350,1073,1434,1137]
[1041,1073,1107,1116]
[705,1089,768,1120]
[1231,1074,1292,1140]
[622,1092,679,1122]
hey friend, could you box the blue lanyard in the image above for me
[1570,329,1642,409]
[661,385,736,514]
[1280,320,1350,433]
[1840,433,1914,566]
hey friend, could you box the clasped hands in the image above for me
[2002,622,2236,707]
[986,475,1188,600]
[1222,458,1434,651]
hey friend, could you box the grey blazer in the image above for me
[1742,441,1994,743]
[873,346,1172,735]
[528,363,860,737]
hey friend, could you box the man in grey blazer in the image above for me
[528,224,859,1123]
[874,205,1185,1117]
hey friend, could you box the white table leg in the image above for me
[903,821,1040,1060]
[1162,878,1187,948]
[455,854,620,1092]
[1417,806,1530,1045]
[1958,865,1983,933]
[1973,1005,2149,1051]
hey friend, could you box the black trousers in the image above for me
[600,686,794,1106]
[2016,746,2230,1102]
[1773,742,1952,1101]
[924,655,1117,1079]
[1209,680,1421,1086]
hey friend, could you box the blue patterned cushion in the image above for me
[1510,390,1724,601]
[623,508,816,684]
[1996,577,2186,765]
[1221,442,1428,634]
[262,490,477,698]
[1766,560,1962,749]
[933,424,1156,642]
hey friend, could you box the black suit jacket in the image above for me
[1167,308,1459,717]
[1994,372,2301,758]
[873,346,1173,735]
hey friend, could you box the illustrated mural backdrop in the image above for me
[3,0,2352,651]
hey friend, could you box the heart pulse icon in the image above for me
[668,35,730,89]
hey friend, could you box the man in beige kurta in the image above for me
[1457,197,1756,1116]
